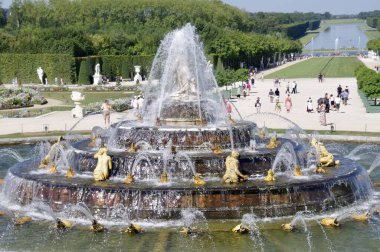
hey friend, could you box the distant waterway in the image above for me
[304,23,368,51]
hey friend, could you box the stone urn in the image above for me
[134,65,142,83]
[71,91,85,118]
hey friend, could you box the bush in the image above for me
[78,60,91,85]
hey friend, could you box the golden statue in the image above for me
[311,138,339,167]
[127,143,137,153]
[223,151,248,183]
[351,212,370,222]
[320,217,339,227]
[125,173,135,184]
[13,216,32,225]
[125,223,142,234]
[39,136,66,169]
[210,144,224,154]
[259,128,266,140]
[49,163,58,173]
[179,226,196,235]
[293,165,302,176]
[160,171,168,183]
[93,147,112,181]
[90,220,105,232]
[281,223,294,231]
[267,135,279,149]
[232,224,249,233]
[65,166,74,178]
[56,218,73,229]
[264,169,275,182]
[315,166,326,174]
[194,173,206,186]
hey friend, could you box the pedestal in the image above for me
[71,102,84,118]
[93,74,102,85]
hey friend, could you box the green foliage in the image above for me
[355,65,380,101]
[308,20,321,30]
[368,38,380,53]
[281,22,309,39]
[0,53,73,84]
[78,60,91,85]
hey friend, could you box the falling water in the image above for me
[272,142,298,176]
[241,214,264,252]
[74,202,94,221]
[290,212,313,251]
[368,154,380,174]
[0,149,24,162]
[346,144,380,160]
[317,221,335,252]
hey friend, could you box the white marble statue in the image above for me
[37,67,44,84]
[95,63,100,75]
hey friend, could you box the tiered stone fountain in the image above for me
[2,24,372,221]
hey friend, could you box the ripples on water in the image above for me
[0,143,379,251]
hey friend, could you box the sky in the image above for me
[1,0,379,14]
[222,0,379,15]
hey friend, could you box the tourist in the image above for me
[337,85,342,98]
[291,81,296,94]
[101,100,112,128]
[335,95,341,112]
[306,97,313,113]
[319,102,327,126]
[318,73,323,83]
[226,101,232,113]
[324,93,330,113]
[274,88,280,99]
[329,94,335,111]
[274,100,281,113]
[285,94,292,113]
[341,90,348,105]
[268,89,274,103]
[254,97,261,113]
[137,95,144,116]
[285,82,290,94]
[261,72,264,81]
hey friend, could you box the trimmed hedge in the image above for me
[0,54,73,85]
[282,22,309,39]
[0,54,154,84]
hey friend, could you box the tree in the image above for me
[78,60,91,84]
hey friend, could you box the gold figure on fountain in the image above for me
[93,146,112,181]
[259,128,266,140]
[264,169,275,182]
[125,173,135,184]
[210,143,224,155]
[351,211,370,222]
[90,219,105,232]
[194,173,206,185]
[223,151,248,183]
[65,166,74,178]
[232,223,249,233]
[267,135,279,149]
[311,138,340,168]
[160,171,168,183]
[281,223,294,231]
[127,143,137,153]
[125,223,143,234]
[49,163,58,173]
[39,136,66,169]
[56,218,73,229]
[320,217,339,227]
[293,165,302,176]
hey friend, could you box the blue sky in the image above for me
[222,0,379,15]
[1,0,379,14]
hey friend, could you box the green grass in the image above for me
[358,89,380,113]
[322,19,364,25]
[266,57,363,79]
[359,24,380,41]
[42,91,133,105]
[0,106,71,118]
[0,131,91,139]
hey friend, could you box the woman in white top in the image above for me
[306,97,313,112]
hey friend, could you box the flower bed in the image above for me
[0,87,47,110]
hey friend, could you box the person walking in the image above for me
[306,97,313,113]
[319,102,326,126]
[101,99,112,128]
[337,85,342,98]
[334,95,341,112]
[291,81,296,94]
[329,94,335,111]
[268,89,275,103]
[285,94,292,113]
[255,97,261,113]
[274,100,281,113]
[341,90,348,105]
[285,82,290,94]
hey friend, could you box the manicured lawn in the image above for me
[322,19,364,25]
[359,24,380,41]
[266,57,363,79]
[42,91,133,105]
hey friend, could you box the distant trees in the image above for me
[368,38,380,53]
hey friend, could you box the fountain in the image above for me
[0,24,374,223]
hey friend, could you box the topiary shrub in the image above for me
[78,60,91,85]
